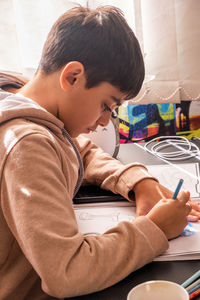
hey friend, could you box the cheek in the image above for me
[81,106,101,122]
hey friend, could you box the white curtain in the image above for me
[0,0,200,103]
[0,0,83,77]
[0,0,135,78]
[131,0,200,104]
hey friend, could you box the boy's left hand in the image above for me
[134,178,200,222]
[187,199,200,222]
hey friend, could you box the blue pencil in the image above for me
[182,270,200,288]
[188,283,200,295]
[172,179,184,199]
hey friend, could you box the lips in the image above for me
[84,128,94,134]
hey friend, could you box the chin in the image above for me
[70,131,82,138]
[68,128,86,138]
[70,133,78,138]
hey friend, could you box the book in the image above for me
[73,185,126,204]
[74,162,200,261]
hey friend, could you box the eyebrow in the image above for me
[111,96,121,106]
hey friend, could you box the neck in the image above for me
[18,71,61,117]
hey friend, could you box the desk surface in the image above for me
[69,261,199,300]
[69,143,200,300]
[117,142,200,165]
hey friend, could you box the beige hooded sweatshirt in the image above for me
[0,74,168,300]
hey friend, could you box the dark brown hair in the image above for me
[38,6,145,99]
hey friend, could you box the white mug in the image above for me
[127,280,189,300]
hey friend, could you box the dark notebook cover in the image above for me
[73,185,127,204]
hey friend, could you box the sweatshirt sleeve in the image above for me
[1,133,168,298]
[74,135,158,200]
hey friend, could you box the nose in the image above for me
[97,110,111,127]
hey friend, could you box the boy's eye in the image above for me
[102,103,118,118]
[102,103,112,113]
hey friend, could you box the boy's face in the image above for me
[58,77,125,138]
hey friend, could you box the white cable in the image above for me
[135,142,199,181]
[144,136,200,161]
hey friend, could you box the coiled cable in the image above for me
[144,136,200,161]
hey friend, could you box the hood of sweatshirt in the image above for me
[0,73,84,196]
[0,89,65,137]
[0,72,65,136]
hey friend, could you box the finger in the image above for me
[177,191,190,203]
[185,203,192,215]
[188,208,200,219]
[188,200,200,212]
[187,214,199,222]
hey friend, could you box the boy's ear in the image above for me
[60,61,84,91]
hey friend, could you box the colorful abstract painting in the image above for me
[118,103,176,143]
[176,100,200,140]
[118,101,200,143]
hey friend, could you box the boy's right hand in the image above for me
[146,191,191,240]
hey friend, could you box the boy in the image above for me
[0,5,195,300]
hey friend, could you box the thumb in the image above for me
[178,190,190,204]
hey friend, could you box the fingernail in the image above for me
[187,216,198,222]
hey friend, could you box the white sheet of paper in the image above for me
[74,203,200,261]
[147,163,200,199]
[74,203,135,236]
[74,163,200,261]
